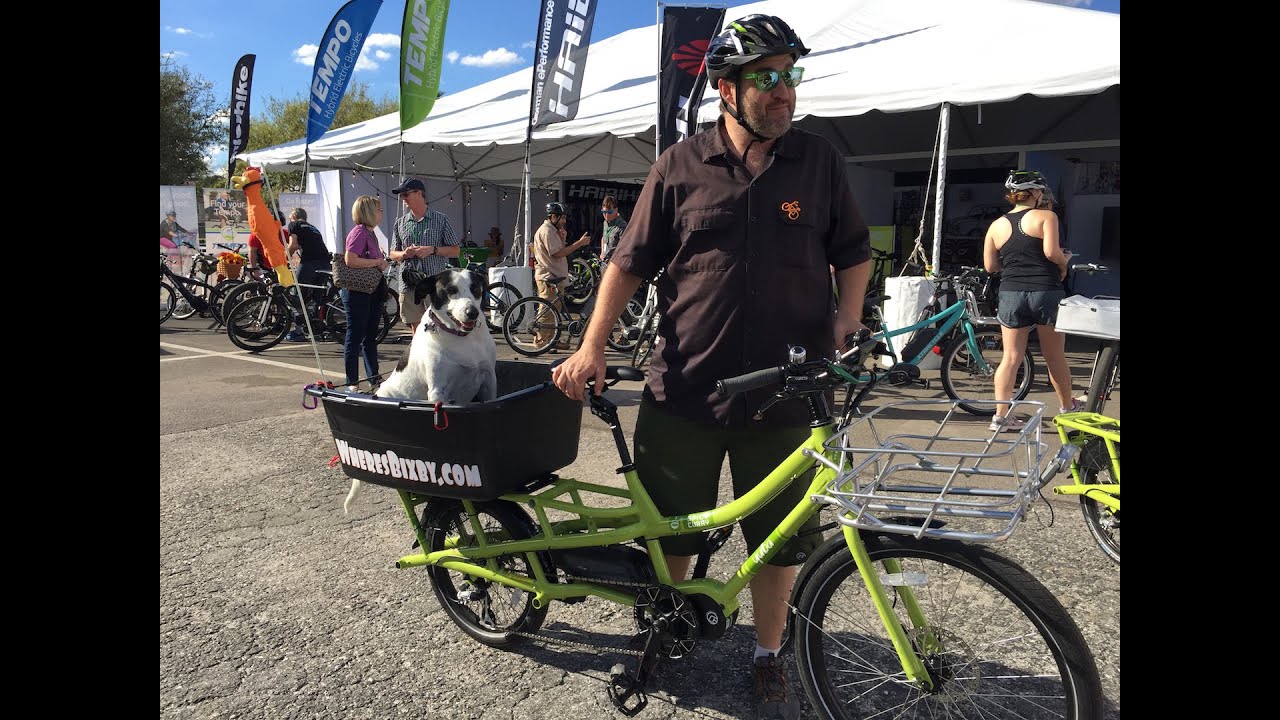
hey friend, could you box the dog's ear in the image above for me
[466,267,487,297]
[414,273,438,307]
[402,267,427,289]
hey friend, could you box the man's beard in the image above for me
[740,98,794,139]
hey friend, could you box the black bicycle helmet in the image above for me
[704,15,809,86]
[546,202,566,216]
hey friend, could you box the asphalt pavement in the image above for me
[160,317,1119,719]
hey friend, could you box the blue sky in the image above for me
[160,0,1117,165]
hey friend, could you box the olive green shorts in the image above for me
[633,401,825,565]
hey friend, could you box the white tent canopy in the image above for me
[241,0,1119,184]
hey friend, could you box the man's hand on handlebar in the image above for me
[551,346,608,402]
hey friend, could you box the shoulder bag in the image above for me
[331,230,384,294]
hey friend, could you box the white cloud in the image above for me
[521,40,534,49]
[160,50,188,61]
[459,48,521,68]
[164,25,212,39]
[446,50,460,64]
[293,33,400,73]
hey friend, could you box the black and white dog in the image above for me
[343,266,498,513]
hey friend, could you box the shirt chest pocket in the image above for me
[677,208,738,272]
[773,202,828,268]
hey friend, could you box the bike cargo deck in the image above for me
[306,361,581,500]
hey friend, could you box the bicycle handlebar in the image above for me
[180,240,198,250]
[715,331,879,398]
[1070,263,1109,274]
[216,242,245,251]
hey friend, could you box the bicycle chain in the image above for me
[509,574,657,657]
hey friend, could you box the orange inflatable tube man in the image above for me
[232,167,295,287]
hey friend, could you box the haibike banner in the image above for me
[227,54,255,177]
[306,0,384,145]
[530,0,597,129]
[400,0,450,131]
[658,6,724,155]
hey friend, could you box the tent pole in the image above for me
[931,102,950,275]
[655,1,663,161]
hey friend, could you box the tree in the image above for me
[160,60,222,185]
[240,82,397,195]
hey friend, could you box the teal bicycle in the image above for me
[307,332,1101,718]
[867,266,1034,415]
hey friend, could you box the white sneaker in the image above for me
[989,415,1027,432]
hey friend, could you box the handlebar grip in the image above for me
[716,366,785,397]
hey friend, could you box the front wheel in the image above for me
[225,295,290,352]
[794,533,1103,720]
[502,297,560,356]
[159,282,176,325]
[424,500,549,648]
[939,330,1034,416]
[1084,342,1119,415]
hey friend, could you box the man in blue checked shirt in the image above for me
[388,178,462,334]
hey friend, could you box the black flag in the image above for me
[658,6,724,156]
[227,54,256,181]
[530,0,597,129]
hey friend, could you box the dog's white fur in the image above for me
[343,267,497,513]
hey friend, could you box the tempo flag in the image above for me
[400,0,450,131]
[306,0,384,145]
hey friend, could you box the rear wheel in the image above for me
[794,534,1103,720]
[1079,437,1120,564]
[171,279,213,319]
[160,282,176,325]
[502,297,560,356]
[208,279,246,325]
[217,281,269,327]
[1084,342,1119,415]
[564,258,595,305]
[939,330,1034,416]
[225,295,290,352]
[424,500,549,648]
[483,281,521,332]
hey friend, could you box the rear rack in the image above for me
[811,399,1053,543]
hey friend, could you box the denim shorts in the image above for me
[997,289,1066,329]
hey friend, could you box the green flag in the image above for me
[400,0,450,131]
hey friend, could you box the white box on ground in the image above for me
[1056,295,1120,340]
[880,276,942,370]
[490,266,535,329]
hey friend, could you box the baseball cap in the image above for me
[166,210,177,217]
[392,178,426,195]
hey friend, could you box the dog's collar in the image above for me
[427,310,473,336]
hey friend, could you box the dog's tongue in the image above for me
[460,320,476,331]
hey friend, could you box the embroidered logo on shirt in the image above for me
[781,201,801,220]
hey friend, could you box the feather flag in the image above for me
[400,0,450,131]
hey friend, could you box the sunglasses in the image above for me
[740,66,804,92]
[600,208,616,215]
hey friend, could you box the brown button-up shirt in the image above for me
[611,117,870,429]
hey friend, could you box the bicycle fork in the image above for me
[841,525,937,690]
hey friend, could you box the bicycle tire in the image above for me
[159,282,176,325]
[502,297,559,356]
[225,295,290,352]
[939,330,1034,416]
[564,258,595,305]
[217,281,269,328]
[208,279,245,325]
[483,281,521,333]
[377,291,399,343]
[323,286,348,343]
[1078,437,1119,565]
[1084,342,1119,415]
[629,311,658,370]
[794,533,1103,720]
[424,499,549,648]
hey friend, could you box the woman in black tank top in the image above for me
[981,170,1080,432]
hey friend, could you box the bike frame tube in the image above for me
[876,297,968,366]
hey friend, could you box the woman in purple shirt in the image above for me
[342,195,390,391]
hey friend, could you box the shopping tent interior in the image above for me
[242,0,1119,290]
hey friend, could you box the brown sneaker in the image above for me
[751,654,800,720]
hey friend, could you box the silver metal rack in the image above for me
[810,399,1058,543]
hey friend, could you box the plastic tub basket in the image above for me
[306,361,581,500]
